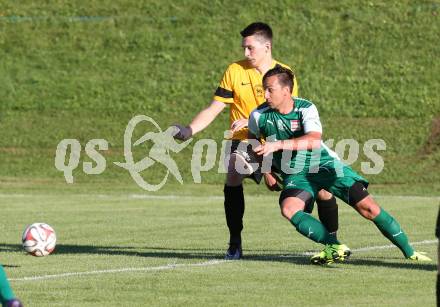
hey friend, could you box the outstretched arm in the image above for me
[173,100,226,140]
[189,100,226,134]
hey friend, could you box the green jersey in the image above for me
[248,97,367,203]
[248,97,340,175]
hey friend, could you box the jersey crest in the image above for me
[290,120,300,132]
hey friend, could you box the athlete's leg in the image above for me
[280,189,348,264]
[435,210,440,306]
[282,171,351,264]
[436,209,440,304]
[223,141,256,259]
[279,189,339,245]
[0,265,22,306]
[224,156,246,242]
[224,153,247,258]
[223,140,262,260]
[349,182,427,259]
[316,189,339,238]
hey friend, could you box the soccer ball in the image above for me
[22,223,56,257]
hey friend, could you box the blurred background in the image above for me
[0,0,438,193]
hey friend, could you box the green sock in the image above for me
[290,211,340,245]
[373,208,414,258]
[0,265,15,303]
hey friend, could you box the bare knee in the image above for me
[354,196,381,220]
[280,198,305,220]
[316,189,333,201]
[281,205,296,220]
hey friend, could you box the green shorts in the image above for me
[282,162,368,205]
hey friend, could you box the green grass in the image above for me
[1,1,438,116]
[0,1,439,187]
[0,2,438,304]
[0,183,437,306]
[1,111,440,190]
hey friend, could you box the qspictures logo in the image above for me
[55,115,386,191]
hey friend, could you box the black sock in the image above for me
[317,196,339,237]
[437,274,440,306]
[224,185,244,245]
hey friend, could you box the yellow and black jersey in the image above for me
[213,59,298,140]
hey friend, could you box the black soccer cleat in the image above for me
[225,244,243,260]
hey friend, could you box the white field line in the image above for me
[128,194,223,200]
[10,240,437,282]
[10,259,227,282]
[128,194,440,201]
[0,193,439,201]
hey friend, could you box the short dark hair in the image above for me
[263,66,295,93]
[240,22,273,42]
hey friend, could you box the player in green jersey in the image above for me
[248,65,431,264]
[0,265,22,306]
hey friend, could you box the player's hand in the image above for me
[171,124,193,141]
[263,173,282,191]
[231,119,248,132]
[254,142,281,156]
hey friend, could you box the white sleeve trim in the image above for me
[300,104,322,134]
[248,109,262,138]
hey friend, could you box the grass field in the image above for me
[0,183,437,306]
[0,1,439,185]
[0,1,439,306]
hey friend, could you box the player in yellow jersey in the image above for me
[173,22,344,260]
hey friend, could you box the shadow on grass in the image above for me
[340,258,437,271]
[0,243,436,271]
[2,264,20,268]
